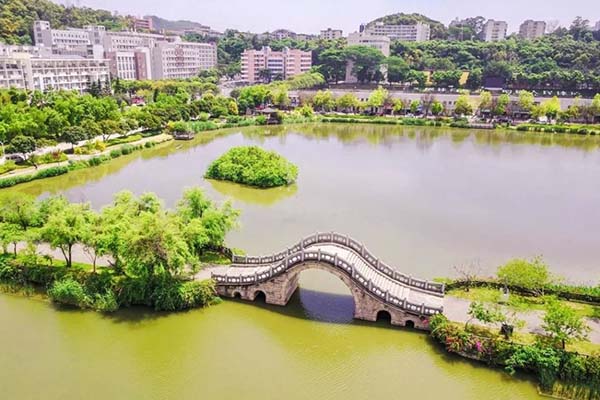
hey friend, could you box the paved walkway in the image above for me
[2,133,172,180]
[443,295,600,344]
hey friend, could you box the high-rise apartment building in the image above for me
[362,22,430,42]
[594,21,600,31]
[133,17,154,31]
[320,28,343,40]
[240,47,312,84]
[151,39,218,80]
[481,20,508,42]
[519,20,546,39]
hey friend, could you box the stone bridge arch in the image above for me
[216,260,426,330]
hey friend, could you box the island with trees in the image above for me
[205,146,298,188]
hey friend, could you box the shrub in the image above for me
[120,145,134,155]
[87,157,103,167]
[110,149,122,158]
[0,160,17,175]
[47,278,88,307]
[205,146,298,188]
[255,115,268,125]
[92,290,119,313]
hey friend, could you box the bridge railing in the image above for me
[214,249,444,316]
[231,232,445,296]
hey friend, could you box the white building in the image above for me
[519,20,546,39]
[347,32,390,56]
[346,32,390,83]
[594,21,600,31]
[320,28,343,40]
[0,52,110,93]
[31,21,218,82]
[151,39,217,80]
[481,20,508,42]
[363,22,430,42]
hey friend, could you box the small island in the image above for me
[205,146,298,188]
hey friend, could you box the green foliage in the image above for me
[543,299,590,349]
[47,278,87,307]
[206,146,298,188]
[0,166,69,189]
[497,257,551,295]
[505,345,562,390]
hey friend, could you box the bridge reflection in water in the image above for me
[210,233,445,331]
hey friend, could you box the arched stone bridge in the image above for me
[211,232,445,331]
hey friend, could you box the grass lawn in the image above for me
[448,286,600,319]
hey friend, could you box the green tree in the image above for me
[62,126,88,150]
[454,93,473,116]
[272,86,291,109]
[386,56,410,83]
[344,46,385,83]
[367,86,389,109]
[336,93,359,113]
[312,90,336,112]
[9,135,37,164]
[518,90,535,112]
[40,197,91,268]
[431,100,444,116]
[543,299,590,350]
[497,257,550,296]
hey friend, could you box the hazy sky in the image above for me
[64,0,599,34]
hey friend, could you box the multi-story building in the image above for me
[0,52,110,93]
[362,22,430,42]
[30,21,218,82]
[481,20,508,42]
[346,32,390,83]
[320,28,343,40]
[240,47,312,84]
[519,20,546,39]
[151,39,217,80]
[133,17,153,31]
[271,29,297,40]
[594,21,600,31]
[347,32,390,56]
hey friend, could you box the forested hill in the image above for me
[366,13,448,39]
[0,0,128,45]
[148,15,209,32]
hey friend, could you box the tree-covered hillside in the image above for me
[0,0,129,45]
[366,13,448,39]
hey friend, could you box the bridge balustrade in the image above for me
[229,232,445,296]
[213,248,444,316]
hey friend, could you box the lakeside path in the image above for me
[1,133,172,180]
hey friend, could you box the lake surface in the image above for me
[0,270,542,400]
[2,123,599,399]
[8,123,600,282]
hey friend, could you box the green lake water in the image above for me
[2,123,600,399]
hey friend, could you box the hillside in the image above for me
[367,13,448,39]
[148,15,209,32]
[0,0,128,44]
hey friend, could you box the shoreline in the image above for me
[2,117,600,190]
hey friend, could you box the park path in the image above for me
[443,295,600,344]
[2,133,172,180]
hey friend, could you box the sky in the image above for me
[61,0,599,34]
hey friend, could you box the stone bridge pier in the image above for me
[216,262,430,330]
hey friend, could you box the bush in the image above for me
[120,145,134,155]
[92,290,119,313]
[110,149,122,158]
[0,160,17,175]
[255,115,268,125]
[205,146,298,188]
[107,134,143,146]
[151,278,216,311]
[47,278,88,307]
